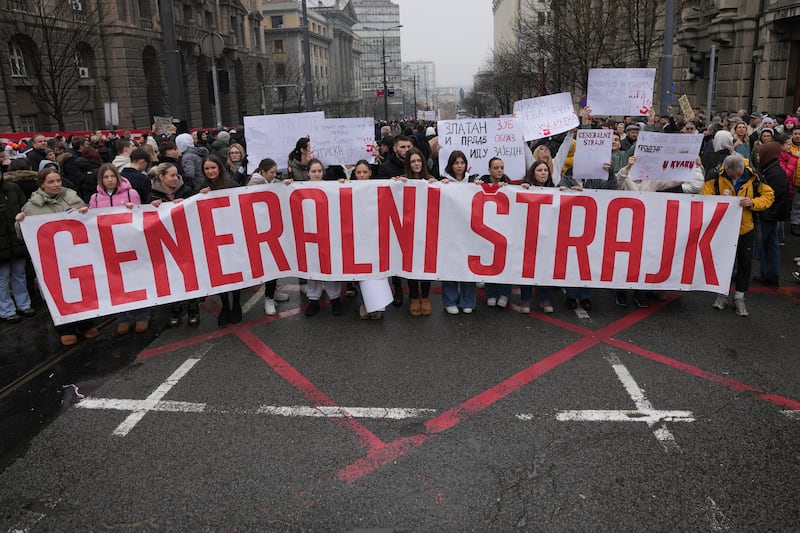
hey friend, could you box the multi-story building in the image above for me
[0,0,271,133]
[490,0,800,118]
[352,0,402,121]
[402,61,436,111]
[261,0,363,117]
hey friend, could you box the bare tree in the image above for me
[0,0,101,130]
[618,0,666,68]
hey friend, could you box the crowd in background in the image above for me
[1,102,799,345]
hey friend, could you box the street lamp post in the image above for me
[363,24,402,123]
[200,28,225,129]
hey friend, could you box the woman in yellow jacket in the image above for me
[702,153,774,317]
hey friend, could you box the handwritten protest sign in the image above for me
[313,118,375,168]
[573,129,613,181]
[153,115,173,135]
[438,118,527,180]
[679,94,695,121]
[513,93,579,142]
[586,68,656,116]
[630,131,703,182]
[417,110,438,121]
[244,111,325,169]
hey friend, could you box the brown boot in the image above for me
[409,298,422,316]
[420,297,432,316]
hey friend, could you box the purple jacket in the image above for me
[89,177,141,208]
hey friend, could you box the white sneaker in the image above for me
[497,295,508,308]
[264,297,277,316]
[274,291,290,302]
[519,304,531,314]
[711,294,728,310]
[462,307,473,314]
[486,297,497,307]
[445,305,459,315]
[734,297,748,317]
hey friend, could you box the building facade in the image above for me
[261,0,363,117]
[402,61,436,111]
[0,0,272,133]
[352,0,402,121]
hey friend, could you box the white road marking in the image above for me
[704,496,730,531]
[782,410,800,419]
[257,405,436,419]
[554,410,695,423]
[77,398,207,413]
[241,289,263,314]
[111,356,204,436]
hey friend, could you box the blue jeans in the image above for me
[486,283,512,299]
[759,220,780,285]
[0,258,32,318]
[566,287,593,301]
[520,286,552,304]
[442,281,477,309]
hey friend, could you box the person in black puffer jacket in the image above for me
[755,141,789,286]
[0,171,34,321]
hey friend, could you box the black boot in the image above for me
[305,300,321,317]
[187,301,200,326]
[218,294,231,327]
[230,291,242,323]
[331,297,343,316]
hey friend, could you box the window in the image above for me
[82,111,94,130]
[274,39,283,53]
[271,15,283,29]
[205,11,214,29]
[19,115,36,132]
[275,63,286,78]
[9,42,25,77]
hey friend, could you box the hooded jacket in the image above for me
[702,163,774,234]
[757,142,789,222]
[89,176,141,208]
[147,174,193,203]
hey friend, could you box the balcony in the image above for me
[140,18,153,30]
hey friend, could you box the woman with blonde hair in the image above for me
[226,142,248,185]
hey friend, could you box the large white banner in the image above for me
[586,68,656,116]
[630,131,704,181]
[20,182,741,324]
[573,129,614,181]
[438,118,527,180]
[243,111,325,168]
[513,93,579,142]
[313,117,376,168]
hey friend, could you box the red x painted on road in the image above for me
[138,286,800,487]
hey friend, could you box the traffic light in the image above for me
[689,53,706,78]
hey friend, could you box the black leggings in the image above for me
[407,280,430,299]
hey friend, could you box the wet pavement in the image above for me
[1,253,799,530]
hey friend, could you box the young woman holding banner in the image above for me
[397,148,436,316]
[147,162,200,328]
[15,167,96,346]
[519,160,555,314]
[475,157,512,309]
[439,150,478,315]
[303,159,344,317]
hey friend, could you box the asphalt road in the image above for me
[1,249,799,531]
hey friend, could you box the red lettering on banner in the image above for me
[600,198,645,282]
[681,201,727,285]
[290,189,332,274]
[37,220,98,314]
[644,200,680,283]
[339,188,372,274]
[239,191,290,277]
[377,186,415,271]
[468,191,509,275]
[142,206,199,296]
[424,187,441,273]
[553,195,597,280]
[516,192,553,278]
[96,213,147,305]
[196,197,244,287]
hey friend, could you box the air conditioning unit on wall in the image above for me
[78,67,89,79]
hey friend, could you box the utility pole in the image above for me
[659,0,674,116]
[158,0,186,130]
[301,0,314,111]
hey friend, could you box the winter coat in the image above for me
[779,150,798,202]
[147,175,194,204]
[288,158,310,181]
[758,159,789,222]
[58,151,81,187]
[112,155,130,172]
[2,169,38,201]
[89,177,141,208]
[702,165,774,234]
[179,146,209,193]
[120,166,152,203]
[75,156,102,202]
[376,152,405,179]
[0,177,27,262]
[211,139,229,162]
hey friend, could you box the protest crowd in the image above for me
[2,93,800,347]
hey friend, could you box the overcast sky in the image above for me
[397,0,493,88]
